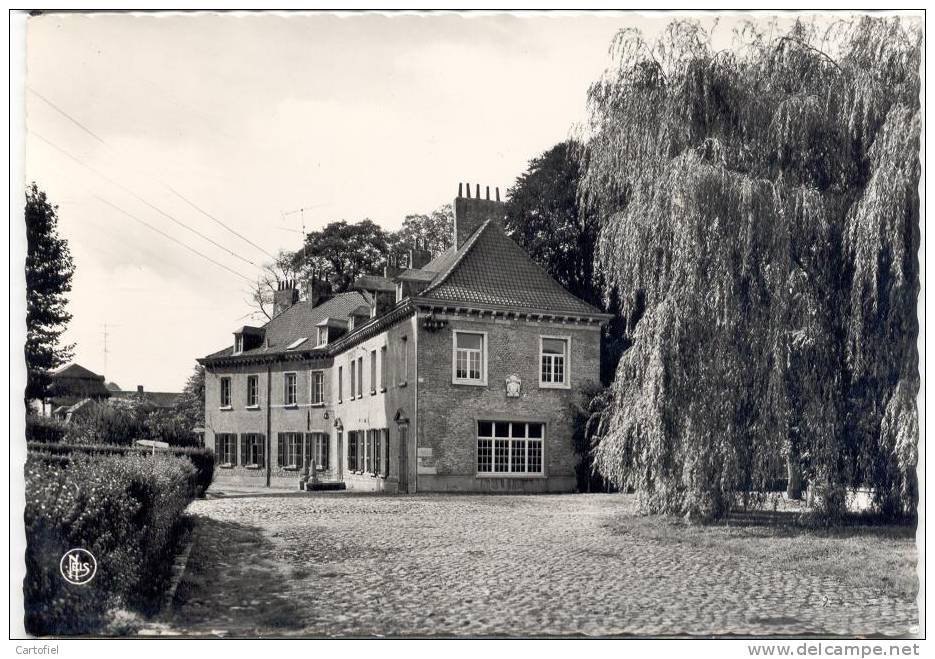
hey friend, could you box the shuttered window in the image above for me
[278,432,302,468]
[215,434,237,465]
[383,429,390,477]
[241,433,265,467]
[348,431,358,471]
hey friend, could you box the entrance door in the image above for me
[398,425,409,493]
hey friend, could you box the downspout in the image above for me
[266,362,272,488]
[412,313,418,494]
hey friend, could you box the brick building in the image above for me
[199,186,611,492]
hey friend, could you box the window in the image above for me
[311,371,324,405]
[453,331,486,384]
[317,326,328,347]
[348,431,358,471]
[246,375,258,408]
[540,337,570,387]
[357,357,363,398]
[382,429,390,477]
[365,430,374,473]
[349,359,356,399]
[234,334,244,354]
[372,429,382,476]
[219,377,231,408]
[400,336,409,385]
[278,432,303,469]
[284,372,297,406]
[338,366,343,403]
[313,433,329,470]
[370,350,377,394]
[380,346,387,391]
[477,421,544,475]
[215,433,237,466]
[241,433,265,468]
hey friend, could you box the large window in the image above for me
[349,359,356,400]
[540,336,570,387]
[453,331,486,384]
[241,433,265,468]
[278,432,303,468]
[338,366,343,403]
[284,372,297,406]
[348,431,358,471]
[370,350,377,394]
[220,377,231,408]
[311,371,324,404]
[215,433,237,466]
[246,375,258,407]
[312,433,329,470]
[372,429,382,475]
[477,421,544,475]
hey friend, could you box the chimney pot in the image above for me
[496,187,500,202]
[486,185,490,200]
[475,183,480,198]
[458,182,463,198]
[137,385,144,394]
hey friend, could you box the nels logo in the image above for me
[60,548,97,585]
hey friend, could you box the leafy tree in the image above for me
[173,363,205,433]
[504,141,630,383]
[295,219,389,293]
[25,184,75,404]
[389,204,453,259]
[249,249,302,320]
[582,17,920,519]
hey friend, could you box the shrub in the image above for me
[63,400,142,446]
[27,442,215,498]
[25,416,68,443]
[24,452,197,636]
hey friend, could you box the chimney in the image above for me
[136,385,144,394]
[384,253,404,279]
[273,279,299,315]
[408,239,431,270]
[453,182,505,248]
[304,272,332,308]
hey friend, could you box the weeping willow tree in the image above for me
[581,17,920,520]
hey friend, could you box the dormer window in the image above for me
[233,334,244,355]
[317,326,328,347]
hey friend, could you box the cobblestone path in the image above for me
[147,490,918,637]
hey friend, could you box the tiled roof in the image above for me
[112,390,182,409]
[51,363,105,381]
[352,274,396,293]
[204,291,370,359]
[420,221,604,316]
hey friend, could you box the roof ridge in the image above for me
[421,219,493,296]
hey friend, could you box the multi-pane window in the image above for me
[284,372,297,406]
[241,433,265,467]
[370,350,377,394]
[338,366,343,403]
[278,432,303,468]
[453,331,485,383]
[220,377,231,408]
[349,359,356,399]
[357,357,364,398]
[540,337,569,386]
[311,371,324,404]
[246,375,258,407]
[313,433,329,470]
[215,433,237,465]
[477,421,544,475]
[317,326,328,347]
[348,431,358,471]
[234,334,244,354]
[373,429,382,475]
[380,346,387,391]
[365,431,374,473]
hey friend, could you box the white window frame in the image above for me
[452,330,488,386]
[283,371,298,407]
[476,420,546,477]
[539,335,571,389]
[233,334,244,355]
[314,433,329,470]
[246,375,259,408]
[219,377,232,409]
[349,358,357,400]
[370,349,377,395]
[310,370,324,405]
[317,326,328,347]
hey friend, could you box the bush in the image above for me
[63,400,142,446]
[27,442,215,498]
[25,416,67,443]
[24,453,197,635]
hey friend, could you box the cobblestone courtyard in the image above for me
[148,489,918,637]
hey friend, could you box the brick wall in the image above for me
[415,311,601,493]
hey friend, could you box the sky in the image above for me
[24,10,826,391]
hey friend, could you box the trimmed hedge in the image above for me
[27,442,215,497]
[24,453,197,635]
[25,417,68,444]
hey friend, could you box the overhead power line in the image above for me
[93,195,255,283]
[27,87,275,260]
[31,131,261,270]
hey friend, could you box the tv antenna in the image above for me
[101,322,122,378]
[280,203,329,271]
